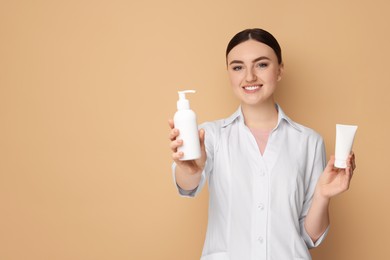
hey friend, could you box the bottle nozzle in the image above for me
[177,90,196,110]
[178,90,196,100]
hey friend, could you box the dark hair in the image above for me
[226,28,282,64]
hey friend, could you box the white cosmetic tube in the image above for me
[334,124,358,168]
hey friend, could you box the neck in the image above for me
[241,100,278,131]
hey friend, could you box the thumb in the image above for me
[325,155,336,172]
[199,128,206,151]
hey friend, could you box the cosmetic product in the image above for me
[335,124,358,168]
[174,90,201,161]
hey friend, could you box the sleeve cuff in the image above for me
[301,224,330,248]
[176,183,199,197]
[171,162,206,198]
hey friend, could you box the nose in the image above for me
[246,68,257,82]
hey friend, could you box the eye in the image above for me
[257,62,268,69]
[232,66,243,71]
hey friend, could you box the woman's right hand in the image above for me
[168,119,207,175]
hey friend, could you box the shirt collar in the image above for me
[222,104,302,132]
[221,107,242,127]
[276,104,302,132]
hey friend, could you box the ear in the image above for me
[277,62,284,82]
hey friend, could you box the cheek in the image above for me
[228,72,242,87]
[263,69,280,82]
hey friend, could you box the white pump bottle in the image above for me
[173,90,201,161]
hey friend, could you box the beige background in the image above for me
[1,0,389,259]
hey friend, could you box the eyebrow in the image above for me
[228,56,270,66]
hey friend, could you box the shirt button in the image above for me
[257,236,264,243]
[258,203,264,210]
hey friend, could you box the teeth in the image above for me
[244,85,260,90]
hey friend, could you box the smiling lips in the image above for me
[243,85,263,92]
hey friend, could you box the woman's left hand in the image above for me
[317,152,356,199]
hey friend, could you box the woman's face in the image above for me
[226,39,283,107]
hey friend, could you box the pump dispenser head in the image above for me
[177,90,196,110]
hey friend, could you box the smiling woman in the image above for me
[226,39,283,117]
[168,28,356,260]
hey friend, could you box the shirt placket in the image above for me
[252,158,268,260]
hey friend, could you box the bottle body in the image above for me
[173,109,201,161]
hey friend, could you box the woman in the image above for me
[168,28,355,260]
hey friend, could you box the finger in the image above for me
[346,165,353,179]
[170,139,183,151]
[168,119,174,129]
[347,155,352,167]
[347,153,356,171]
[345,154,354,178]
[199,129,205,149]
[169,128,180,141]
[352,152,356,170]
[172,151,184,161]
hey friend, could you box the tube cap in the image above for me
[334,159,347,169]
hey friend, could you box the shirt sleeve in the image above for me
[300,222,330,248]
[299,134,328,248]
[172,122,215,198]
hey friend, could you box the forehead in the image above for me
[227,40,277,62]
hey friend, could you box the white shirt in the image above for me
[173,105,328,260]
